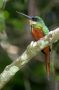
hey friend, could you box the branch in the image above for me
[0,28,59,89]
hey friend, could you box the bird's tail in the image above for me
[45,53,50,80]
[43,46,50,80]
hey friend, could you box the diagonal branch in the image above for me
[0,28,59,89]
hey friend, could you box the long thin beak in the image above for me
[16,11,32,19]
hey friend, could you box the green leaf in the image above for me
[4,10,10,19]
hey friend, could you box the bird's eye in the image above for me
[32,17,38,21]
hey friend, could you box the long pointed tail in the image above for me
[45,53,50,80]
[43,46,50,80]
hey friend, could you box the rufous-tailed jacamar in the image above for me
[16,11,51,80]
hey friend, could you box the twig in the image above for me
[0,28,59,89]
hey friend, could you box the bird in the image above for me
[16,11,51,80]
[29,16,50,80]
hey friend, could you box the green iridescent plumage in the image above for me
[32,16,49,35]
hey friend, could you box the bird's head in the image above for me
[16,11,45,28]
[29,16,44,26]
[16,11,49,35]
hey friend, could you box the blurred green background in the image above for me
[0,0,59,90]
